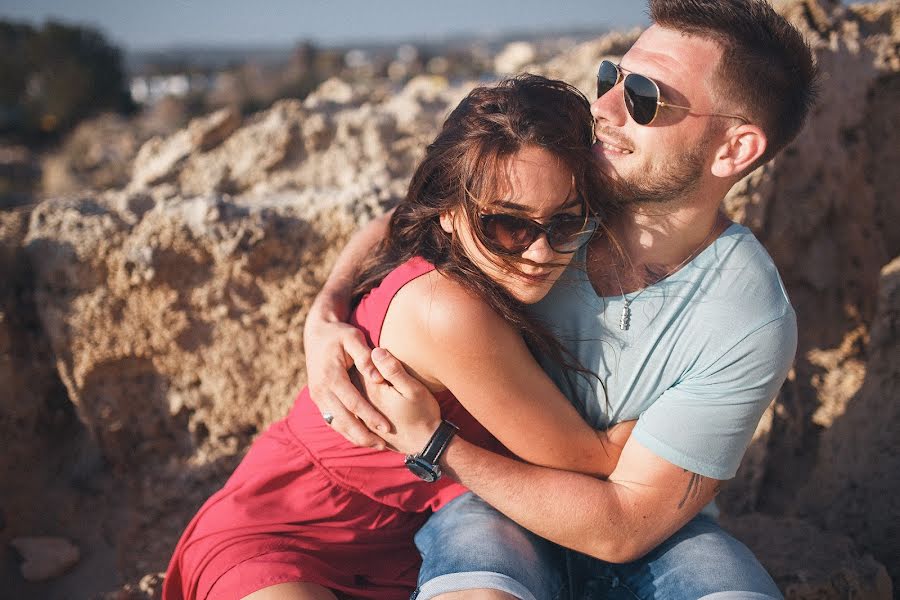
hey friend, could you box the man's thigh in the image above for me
[413,492,566,600]
[574,514,782,600]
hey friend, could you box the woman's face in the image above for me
[443,145,583,304]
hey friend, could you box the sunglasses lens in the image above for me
[623,74,659,125]
[547,215,599,253]
[596,60,619,98]
[481,213,600,255]
[481,214,537,254]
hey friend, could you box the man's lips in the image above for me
[594,140,633,156]
[596,141,633,156]
[593,128,634,156]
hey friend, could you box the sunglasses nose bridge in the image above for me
[520,227,557,260]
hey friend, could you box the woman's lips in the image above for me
[521,269,555,282]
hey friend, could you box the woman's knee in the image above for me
[241,582,338,600]
[432,591,519,600]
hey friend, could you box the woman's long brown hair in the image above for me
[351,74,615,385]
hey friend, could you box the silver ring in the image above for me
[322,411,334,425]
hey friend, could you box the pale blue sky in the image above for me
[0,0,650,50]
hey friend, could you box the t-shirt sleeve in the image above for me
[631,310,797,480]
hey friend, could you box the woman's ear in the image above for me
[439,211,455,234]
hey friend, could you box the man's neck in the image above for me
[589,200,729,296]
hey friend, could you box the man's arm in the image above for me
[370,347,721,563]
[303,210,394,448]
[438,432,720,563]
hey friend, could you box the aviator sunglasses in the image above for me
[596,59,748,126]
[479,212,601,255]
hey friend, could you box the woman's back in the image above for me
[288,255,504,512]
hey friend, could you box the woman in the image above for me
[163,74,628,600]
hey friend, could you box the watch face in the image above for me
[405,456,440,482]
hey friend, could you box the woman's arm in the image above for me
[379,272,631,478]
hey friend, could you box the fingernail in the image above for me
[372,347,388,361]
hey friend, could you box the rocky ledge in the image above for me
[1,1,897,597]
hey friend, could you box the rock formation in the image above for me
[2,0,897,596]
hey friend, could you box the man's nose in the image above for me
[591,84,628,128]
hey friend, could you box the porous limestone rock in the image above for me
[130,108,241,190]
[793,256,900,586]
[42,115,146,196]
[715,7,899,578]
[10,536,81,582]
[24,191,366,465]
[494,41,537,75]
[722,514,893,599]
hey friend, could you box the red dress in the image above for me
[163,257,504,600]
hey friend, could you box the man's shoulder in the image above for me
[696,223,794,327]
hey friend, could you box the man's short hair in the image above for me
[650,0,819,167]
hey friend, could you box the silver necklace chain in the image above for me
[612,214,722,331]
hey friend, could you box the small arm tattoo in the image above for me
[678,472,703,508]
[677,471,724,509]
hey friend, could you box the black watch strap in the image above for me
[419,420,459,465]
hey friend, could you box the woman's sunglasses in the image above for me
[596,60,748,126]
[479,212,600,255]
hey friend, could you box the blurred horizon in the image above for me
[0,0,650,51]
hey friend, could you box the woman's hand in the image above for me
[365,347,443,455]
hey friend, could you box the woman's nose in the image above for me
[521,232,556,263]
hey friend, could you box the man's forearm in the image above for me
[440,437,633,561]
[439,436,710,564]
[301,211,395,441]
[309,211,392,322]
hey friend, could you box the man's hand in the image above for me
[303,315,391,449]
[301,209,396,448]
[365,347,443,455]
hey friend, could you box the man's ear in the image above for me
[439,211,455,234]
[711,124,767,178]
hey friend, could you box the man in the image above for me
[303,0,818,598]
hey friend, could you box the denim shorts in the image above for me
[413,492,566,600]
[413,492,782,600]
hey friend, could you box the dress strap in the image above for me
[350,256,436,348]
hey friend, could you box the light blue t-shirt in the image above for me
[530,223,797,481]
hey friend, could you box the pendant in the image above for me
[619,300,631,331]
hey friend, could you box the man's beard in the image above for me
[608,142,709,206]
[595,122,718,205]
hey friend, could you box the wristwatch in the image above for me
[404,420,459,482]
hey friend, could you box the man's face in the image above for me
[591,25,725,205]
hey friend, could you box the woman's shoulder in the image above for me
[379,263,508,391]
[394,266,505,339]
